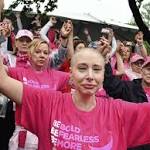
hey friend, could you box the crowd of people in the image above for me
[0,13,150,150]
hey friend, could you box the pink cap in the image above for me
[130,53,144,63]
[15,29,33,40]
[142,56,150,68]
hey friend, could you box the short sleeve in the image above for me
[122,101,150,147]
[21,84,62,135]
[8,67,19,79]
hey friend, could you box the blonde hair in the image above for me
[28,38,50,56]
[12,40,19,55]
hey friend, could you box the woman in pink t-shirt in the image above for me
[124,53,145,80]
[114,43,145,81]
[1,48,150,149]
[111,41,135,80]
[0,29,33,150]
[7,38,70,150]
[111,41,132,75]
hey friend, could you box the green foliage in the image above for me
[8,0,58,14]
[128,18,137,26]
[136,0,144,8]
[144,41,150,54]
[141,2,150,26]
[129,1,150,26]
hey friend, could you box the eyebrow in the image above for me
[93,64,102,68]
[77,63,102,67]
[78,63,87,65]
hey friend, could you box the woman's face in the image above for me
[30,43,50,70]
[121,46,131,61]
[71,50,104,96]
[131,59,144,73]
[16,36,32,53]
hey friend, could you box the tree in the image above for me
[129,1,150,26]
[141,2,150,26]
[0,0,4,20]
[129,1,150,27]
[128,18,137,26]
[136,0,144,8]
[128,0,150,44]
[8,0,58,14]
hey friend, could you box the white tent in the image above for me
[4,0,138,30]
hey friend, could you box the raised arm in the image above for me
[134,31,148,57]
[115,41,126,76]
[0,55,23,104]
[103,61,134,101]
[15,12,23,30]
[83,28,92,44]
[39,16,57,43]
[65,20,74,59]
[50,20,74,69]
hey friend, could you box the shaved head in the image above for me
[70,48,105,68]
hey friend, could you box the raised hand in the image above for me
[116,40,124,54]
[60,20,73,39]
[97,37,111,57]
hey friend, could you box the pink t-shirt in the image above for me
[8,66,69,91]
[21,85,150,150]
[8,66,70,124]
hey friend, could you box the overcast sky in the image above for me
[4,0,150,23]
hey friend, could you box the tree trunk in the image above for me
[0,0,4,20]
[128,0,150,44]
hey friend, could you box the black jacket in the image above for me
[104,63,150,150]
